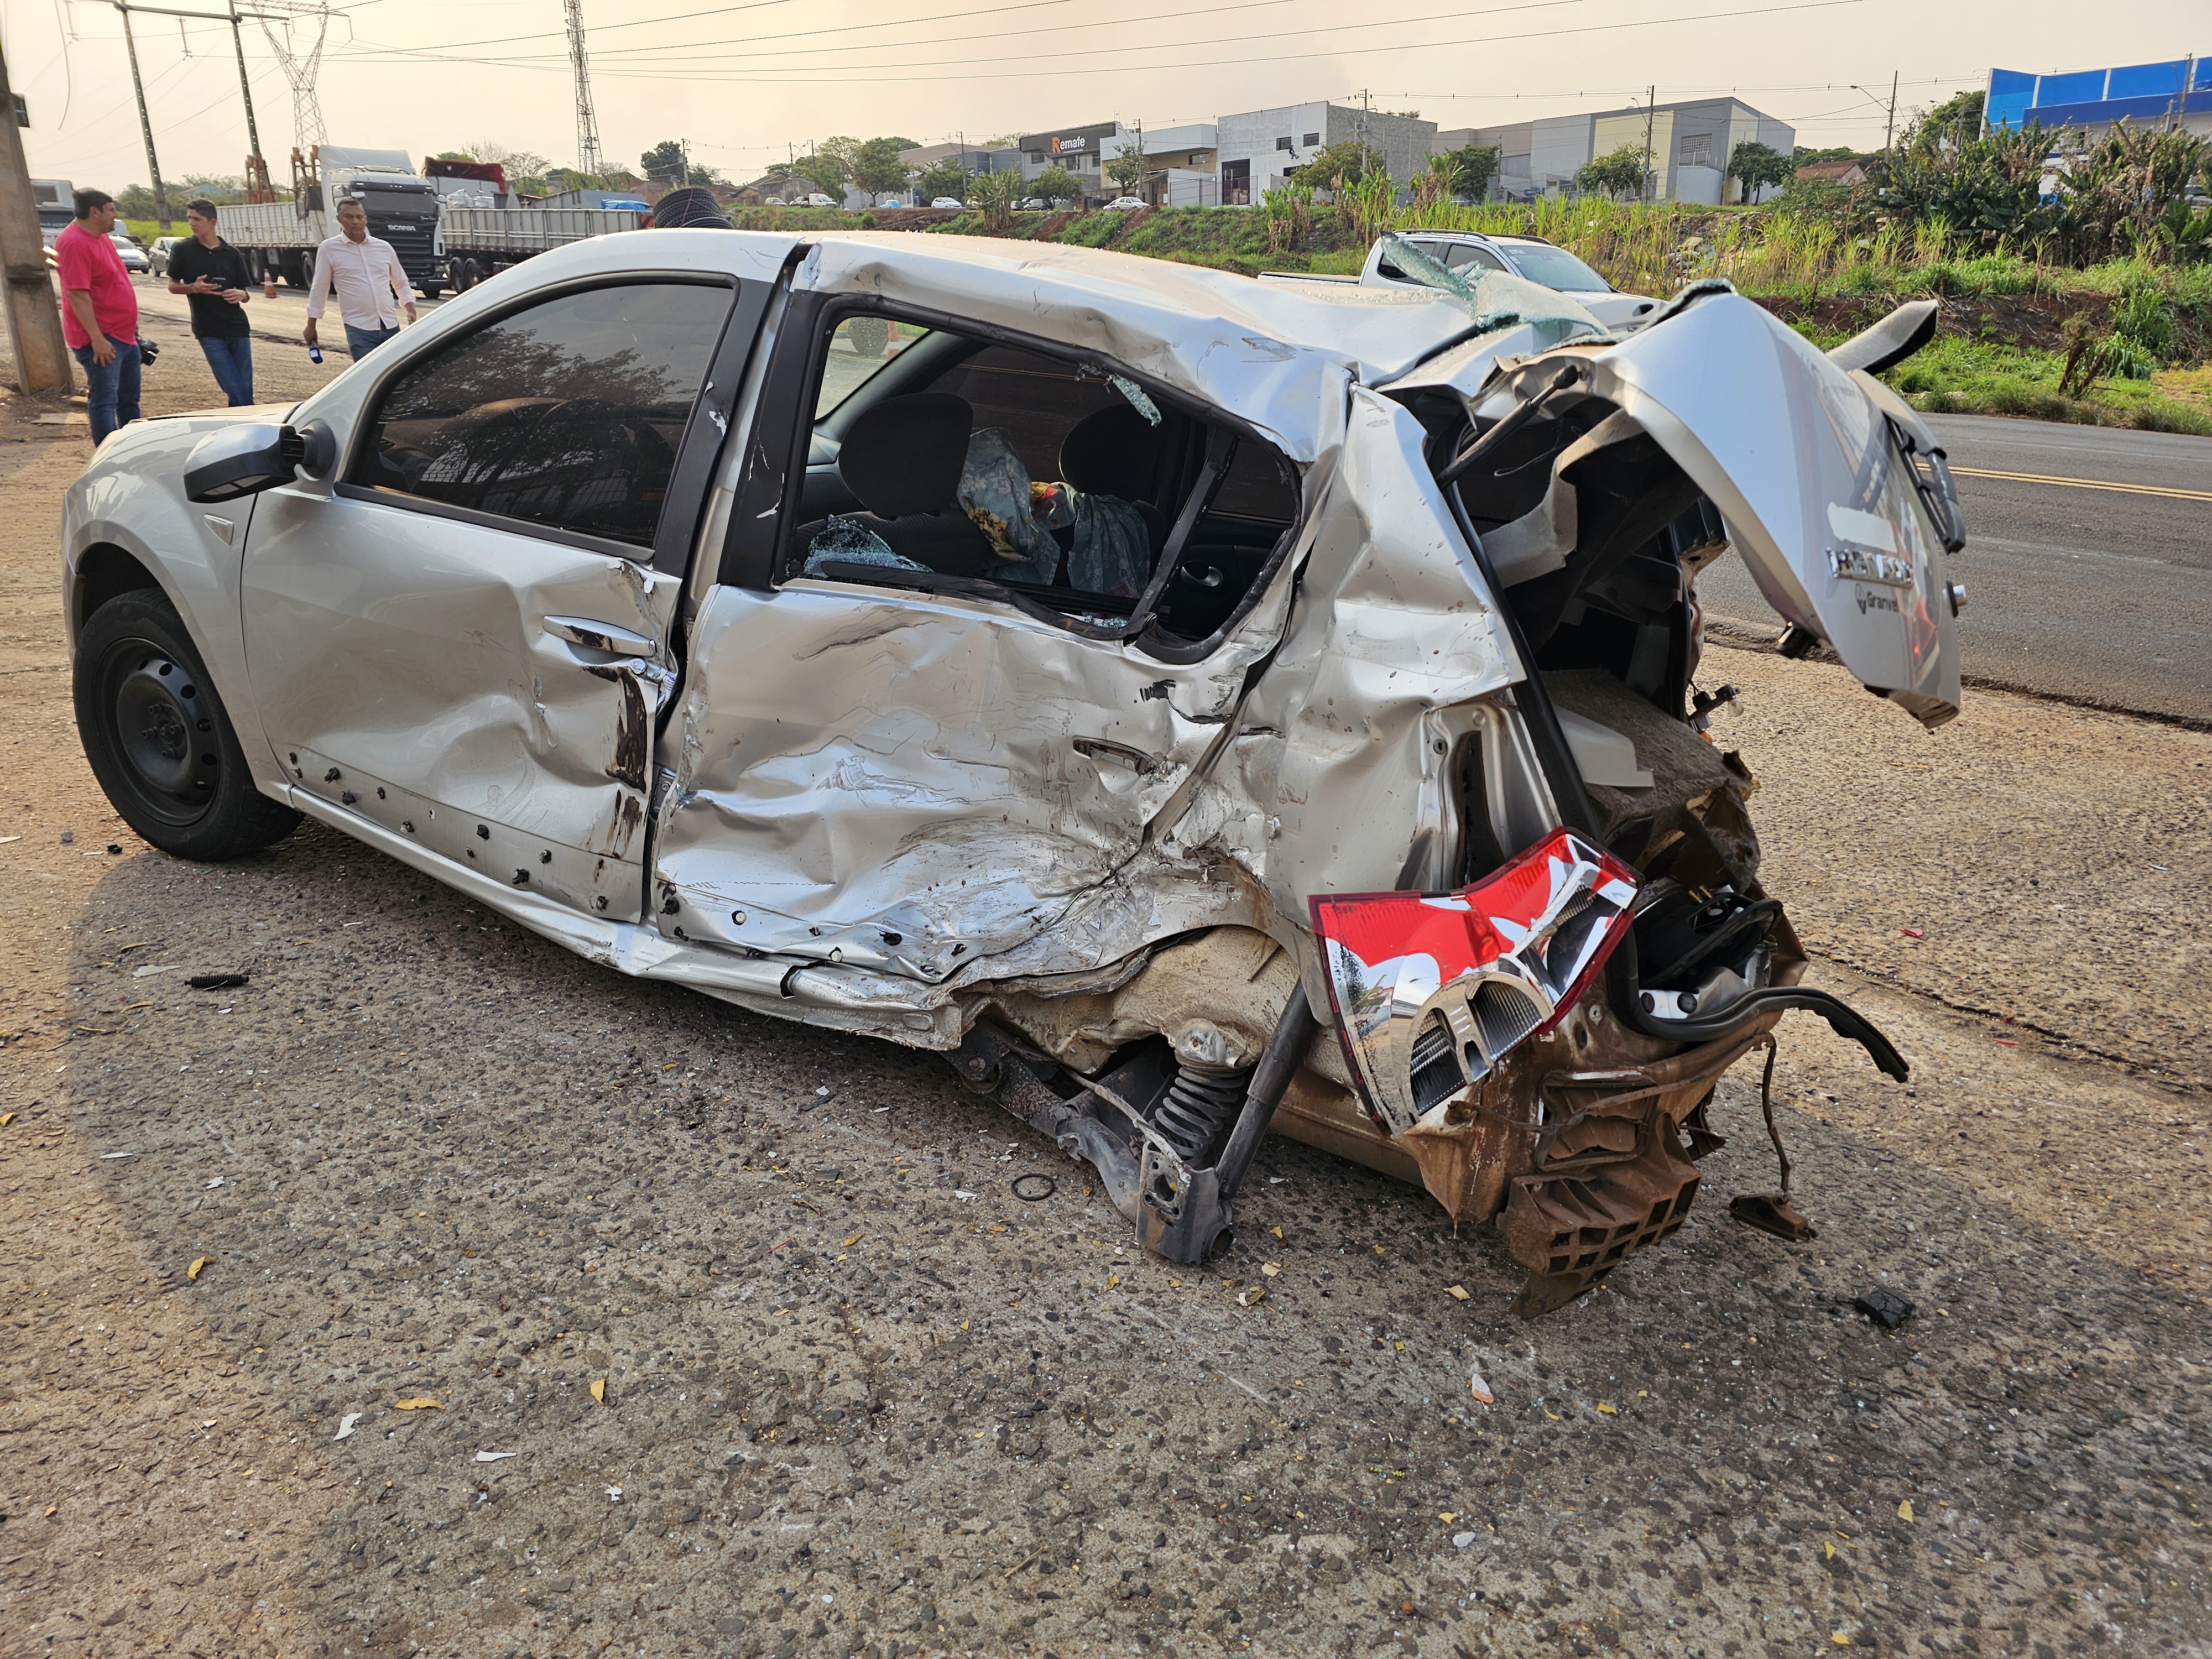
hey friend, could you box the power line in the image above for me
[326,0,1871,86]
[341,0,1551,66]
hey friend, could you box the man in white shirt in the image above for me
[302,198,418,359]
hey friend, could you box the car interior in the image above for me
[781,313,1303,650]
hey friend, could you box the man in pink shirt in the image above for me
[54,189,142,445]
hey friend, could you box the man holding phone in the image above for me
[166,197,256,406]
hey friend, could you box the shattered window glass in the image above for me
[354,281,733,550]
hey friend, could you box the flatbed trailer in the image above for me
[438,205,651,291]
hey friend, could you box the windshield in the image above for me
[1499,243,1613,293]
[354,186,436,217]
[815,317,932,418]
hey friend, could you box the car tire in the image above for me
[74,591,301,861]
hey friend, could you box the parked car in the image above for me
[1017,197,1048,211]
[109,233,150,274]
[62,231,1959,1311]
[928,196,964,209]
[1261,229,1664,333]
[1103,196,1146,211]
[148,236,186,276]
[801,193,838,208]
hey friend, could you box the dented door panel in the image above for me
[653,578,1269,980]
[241,487,679,920]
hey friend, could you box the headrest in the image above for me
[837,393,974,518]
[651,187,729,229]
[1058,402,1166,502]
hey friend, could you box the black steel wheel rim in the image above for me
[101,635,217,826]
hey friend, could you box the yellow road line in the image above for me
[1948,466,2212,503]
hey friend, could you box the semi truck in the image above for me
[222,145,447,296]
[32,179,74,247]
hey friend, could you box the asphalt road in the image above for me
[1697,415,2212,725]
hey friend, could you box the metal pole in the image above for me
[1642,84,1657,204]
[0,31,75,393]
[116,3,173,228]
[229,1,262,160]
[1884,70,1898,153]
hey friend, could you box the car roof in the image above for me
[430,228,1479,464]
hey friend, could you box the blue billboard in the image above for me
[1985,56,2211,134]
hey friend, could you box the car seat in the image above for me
[823,392,998,577]
[1057,404,1168,554]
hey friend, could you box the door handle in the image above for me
[544,616,658,656]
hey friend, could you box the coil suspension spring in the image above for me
[1151,1058,1252,1165]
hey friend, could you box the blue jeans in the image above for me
[72,335,142,446]
[343,322,401,359]
[197,335,254,406]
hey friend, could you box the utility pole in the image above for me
[229,1,262,163]
[0,29,74,392]
[1884,70,1899,153]
[116,2,173,227]
[1641,84,1657,204]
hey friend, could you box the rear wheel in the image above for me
[74,591,300,860]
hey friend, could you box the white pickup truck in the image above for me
[1261,230,1662,333]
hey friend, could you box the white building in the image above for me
[1214,102,1438,205]
[1441,98,1793,204]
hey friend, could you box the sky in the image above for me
[7,0,2207,190]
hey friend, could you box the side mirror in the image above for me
[182,419,337,503]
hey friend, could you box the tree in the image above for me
[1032,164,1081,206]
[1103,142,1147,196]
[849,137,911,204]
[1295,139,1382,193]
[1439,143,1501,202]
[639,140,721,186]
[915,156,970,203]
[791,135,861,199]
[1725,140,1793,202]
[1576,144,1650,200]
[968,165,1024,231]
[1913,89,1986,153]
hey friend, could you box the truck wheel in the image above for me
[74,591,300,860]
[294,248,316,289]
[461,258,483,290]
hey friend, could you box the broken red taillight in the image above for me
[1309,829,1639,1135]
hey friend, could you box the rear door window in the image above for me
[353,281,734,551]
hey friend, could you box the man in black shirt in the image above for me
[166,198,256,406]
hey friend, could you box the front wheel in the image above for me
[74,591,300,860]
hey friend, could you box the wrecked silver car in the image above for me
[65,232,1963,1312]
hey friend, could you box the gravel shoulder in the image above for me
[2,319,2206,1659]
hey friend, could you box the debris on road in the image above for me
[589,1379,607,1404]
[393,1397,442,1411]
[1898,1500,1915,1522]
[189,973,250,990]
[1453,1531,1478,1548]
[334,1413,362,1441]
[1237,1286,1266,1307]
[1855,1288,1916,1330]
[1469,1367,1495,1406]
[474,1451,518,1463]
[186,1256,210,1280]
[1446,1284,1469,1301]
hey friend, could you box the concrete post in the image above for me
[0,35,74,393]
